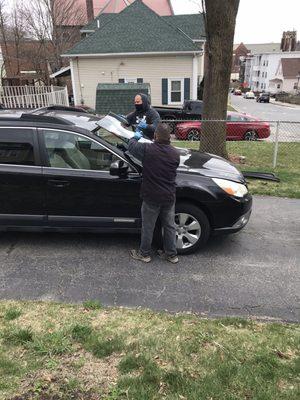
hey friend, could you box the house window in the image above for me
[277,83,281,89]
[119,78,143,83]
[265,72,267,78]
[168,79,184,104]
[262,72,264,77]
[294,82,298,89]
[261,83,263,89]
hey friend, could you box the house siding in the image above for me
[71,55,197,108]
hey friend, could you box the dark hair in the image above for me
[155,123,171,144]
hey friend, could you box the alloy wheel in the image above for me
[175,213,201,250]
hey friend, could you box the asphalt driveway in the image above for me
[0,196,299,322]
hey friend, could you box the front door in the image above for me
[0,127,44,227]
[39,128,142,229]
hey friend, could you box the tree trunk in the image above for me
[200,0,239,158]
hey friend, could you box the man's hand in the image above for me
[137,120,148,129]
[134,129,143,140]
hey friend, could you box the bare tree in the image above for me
[200,0,240,158]
[23,0,85,73]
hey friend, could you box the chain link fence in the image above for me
[161,119,300,171]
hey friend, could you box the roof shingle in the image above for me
[66,0,202,56]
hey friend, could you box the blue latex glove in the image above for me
[137,120,148,129]
[134,130,143,140]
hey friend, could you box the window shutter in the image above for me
[137,78,143,83]
[184,78,190,100]
[162,78,168,105]
[118,79,125,83]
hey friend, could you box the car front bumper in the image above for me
[213,208,252,234]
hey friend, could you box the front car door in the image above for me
[39,128,142,230]
[0,126,44,228]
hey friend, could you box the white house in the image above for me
[62,0,205,108]
[247,51,300,93]
[269,58,300,93]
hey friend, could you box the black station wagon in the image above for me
[0,113,252,254]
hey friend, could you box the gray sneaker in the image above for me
[157,250,179,264]
[130,249,151,263]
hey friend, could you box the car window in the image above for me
[0,128,36,166]
[229,115,243,121]
[42,129,120,171]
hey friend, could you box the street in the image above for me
[230,94,300,142]
[0,196,299,322]
[230,94,300,122]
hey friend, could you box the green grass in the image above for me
[0,301,299,400]
[82,299,102,310]
[174,141,300,198]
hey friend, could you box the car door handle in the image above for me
[47,179,70,188]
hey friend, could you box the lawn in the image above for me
[173,141,300,198]
[0,301,299,400]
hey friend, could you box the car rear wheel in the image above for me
[244,130,258,141]
[187,129,200,141]
[175,203,210,254]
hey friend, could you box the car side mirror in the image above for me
[110,160,129,177]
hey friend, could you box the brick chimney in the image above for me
[86,0,94,22]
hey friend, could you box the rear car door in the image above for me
[0,127,44,227]
[39,128,142,229]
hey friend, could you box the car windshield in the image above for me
[93,126,128,148]
[94,114,152,150]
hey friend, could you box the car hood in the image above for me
[98,115,245,184]
[177,148,245,183]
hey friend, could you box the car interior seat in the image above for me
[45,133,91,170]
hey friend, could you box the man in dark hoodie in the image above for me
[128,123,180,264]
[126,93,160,140]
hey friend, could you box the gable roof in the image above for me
[93,0,174,15]
[74,0,173,25]
[281,58,300,78]
[238,43,281,54]
[163,14,205,40]
[82,11,205,40]
[65,0,202,56]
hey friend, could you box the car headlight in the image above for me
[212,178,248,198]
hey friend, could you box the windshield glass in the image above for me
[94,126,129,148]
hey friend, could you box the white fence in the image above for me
[0,85,69,109]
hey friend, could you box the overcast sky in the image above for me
[172,0,300,44]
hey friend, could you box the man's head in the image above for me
[154,123,171,144]
[134,93,150,112]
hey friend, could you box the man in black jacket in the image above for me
[128,123,180,264]
[126,93,160,140]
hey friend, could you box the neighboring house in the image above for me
[74,0,174,26]
[269,58,300,93]
[232,43,250,81]
[232,42,281,83]
[248,51,300,92]
[0,41,52,86]
[63,0,205,108]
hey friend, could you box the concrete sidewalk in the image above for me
[0,196,299,322]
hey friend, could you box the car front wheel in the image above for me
[175,203,210,254]
[244,130,258,141]
[187,129,201,141]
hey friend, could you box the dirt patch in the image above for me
[9,350,120,400]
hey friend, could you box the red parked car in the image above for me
[175,112,270,141]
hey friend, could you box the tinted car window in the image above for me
[42,129,119,171]
[0,128,35,166]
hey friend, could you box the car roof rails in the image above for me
[0,113,73,125]
[20,113,73,125]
